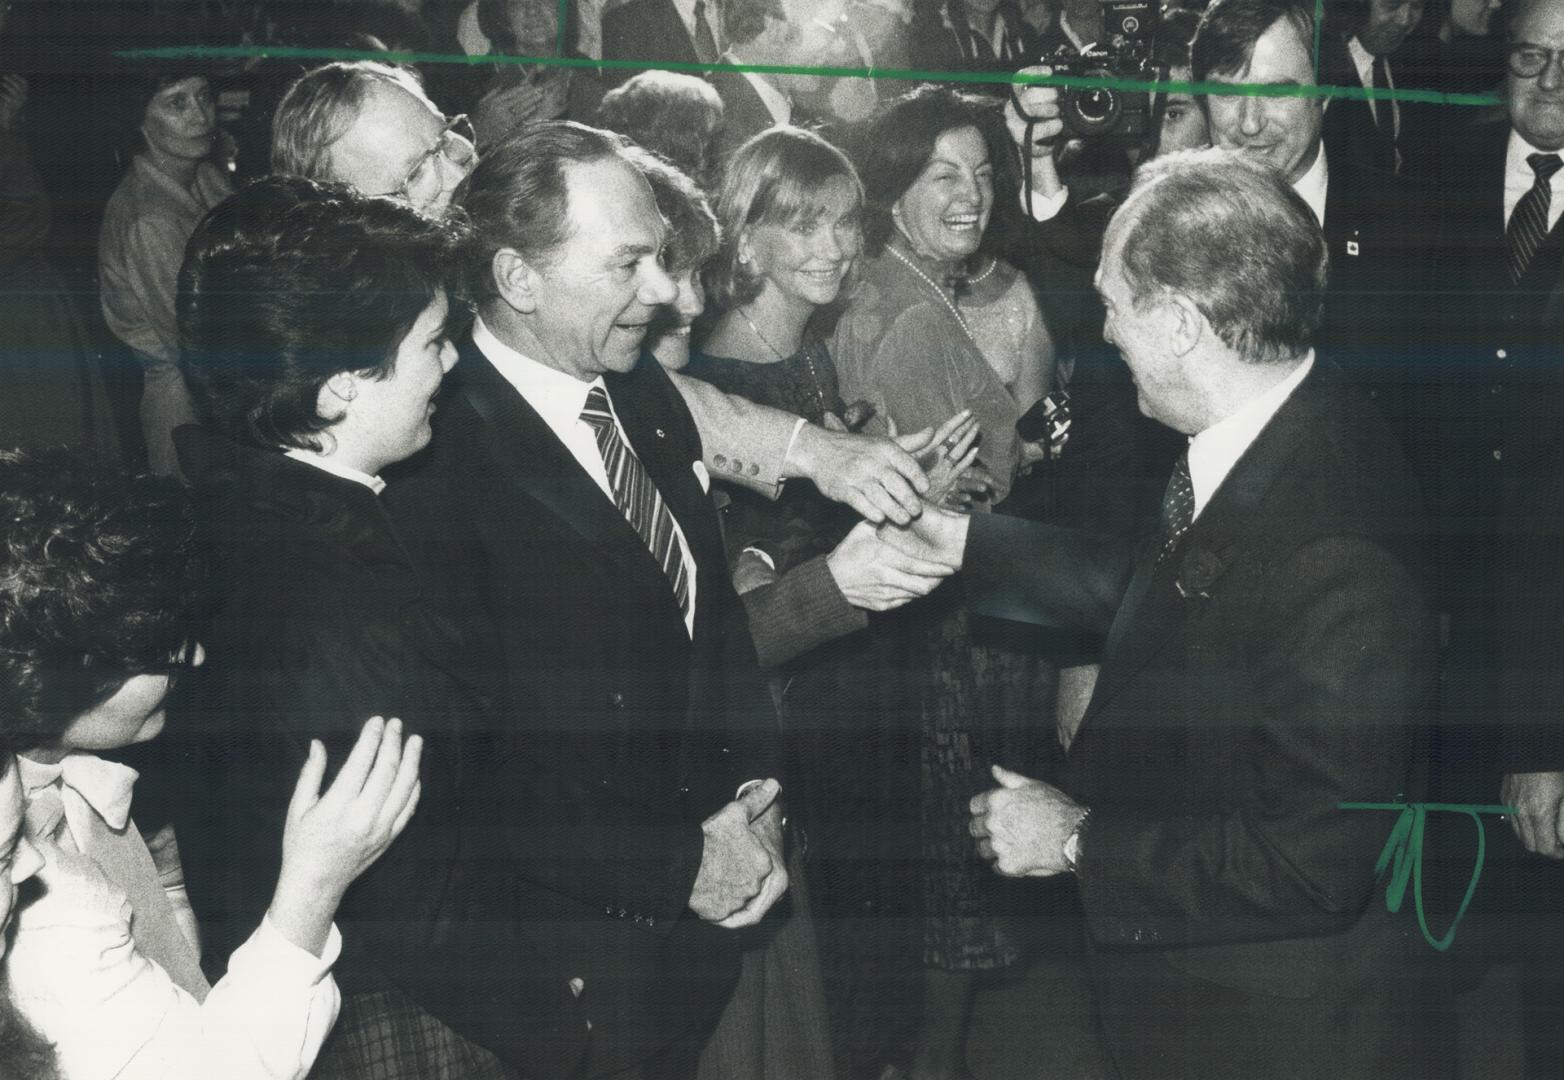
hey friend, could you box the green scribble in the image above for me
[1339,801,1516,952]
[557,0,568,57]
[114,44,1504,108]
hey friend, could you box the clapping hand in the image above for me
[268,716,423,956]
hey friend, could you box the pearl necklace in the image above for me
[962,257,997,286]
[737,305,830,416]
[886,244,974,342]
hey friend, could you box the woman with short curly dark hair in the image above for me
[0,446,421,1079]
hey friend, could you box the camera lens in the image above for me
[1063,78,1123,136]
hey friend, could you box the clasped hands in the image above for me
[969,765,1086,878]
[689,778,790,927]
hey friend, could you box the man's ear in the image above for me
[315,371,357,428]
[493,247,540,313]
[1164,292,1205,357]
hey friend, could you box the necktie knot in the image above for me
[1529,152,1563,183]
[581,384,614,432]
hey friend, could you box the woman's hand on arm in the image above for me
[267,716,423,957]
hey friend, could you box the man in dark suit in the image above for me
[1321,0,1426,175]
[704,0,794,162]
[901,149,1449,1079]
[385,122,788,1080]
[1434,0,1564,1066]
[1193,0,1439,445]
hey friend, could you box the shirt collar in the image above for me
[19,751,139,836]
[473,314,606,435]
[1507,127,1564,180]
[282,448,386,494]
[1186,351,1314,519]
[1292,144,1330,227]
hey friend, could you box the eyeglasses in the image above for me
[390,114,476,203]
[1508,44,1564,79]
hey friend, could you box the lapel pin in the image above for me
[655,428,665,438]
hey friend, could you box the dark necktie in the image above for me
[1369,54,1399,173]
[1156,452,1194,567]
[1507,152,1564,284]
[581,385,692,626]
[692,0,720,65]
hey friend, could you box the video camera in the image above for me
[1046,0,1161,139]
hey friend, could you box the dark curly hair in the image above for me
[848,83,1015,255]
[0,449,203,757]
[178,175,472,452]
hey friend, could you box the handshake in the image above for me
[822,412,981,613]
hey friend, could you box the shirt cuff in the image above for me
[741,547,778,572]
[735,778,777,800]
[231,915,343,986]
[1020,184,1070,223]
[778,418,810,481]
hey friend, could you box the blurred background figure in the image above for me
[1149,5,1211,157]
[97,62,231,478]
[470,0,604,145]
[0,0,119,460]
[596,69,726,187]
[1323,0,1428,174]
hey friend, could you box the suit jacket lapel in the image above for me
[1081,364,1325,726]
[455,337,693,634]
[455,336,657,564]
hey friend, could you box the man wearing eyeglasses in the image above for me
[272,60,940,527]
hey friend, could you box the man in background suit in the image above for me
[270,59,939,526]
[902,150,1449,1079]
[1322,0,1426,175]
[705,0,795,161]
[1193,0,1439,446]
[1435,0,1564,1066]
[387,122,787,1078]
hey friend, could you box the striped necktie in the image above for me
[1508,152,1564,284]
[581,384,691,626]
[1157,451,1194,567]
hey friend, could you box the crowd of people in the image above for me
[1,0,1562,1076]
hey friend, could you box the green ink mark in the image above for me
[557,0,568,57]
[114,45,1504,108]
[1339,801,1515,952]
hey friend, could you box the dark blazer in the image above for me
[706,66,782,166]
[171,428,585,1079]
[964,361,1449,1079]
[384,336,778,1076]
[601,0,702,83]
[1434,116,1564,774]
[1321,36,1405,176]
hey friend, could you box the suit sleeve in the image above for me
[669,369,795,498]
[1075,535,1435,947]
[963,512,1133,635]
[739,554,867,669]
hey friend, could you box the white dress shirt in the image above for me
[1186,351,1315,519]
[9,752,343,1080]
[474,316,699,636]
[1292,144,1330,227]
[1504,128,1564,233]
[283,448,386,494]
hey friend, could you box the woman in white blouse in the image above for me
[0,446,422,1080]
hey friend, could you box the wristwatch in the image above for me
[1063,807,1091,874]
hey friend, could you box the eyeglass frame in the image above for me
[386,113,476,203]
[1508,42,1564,80]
